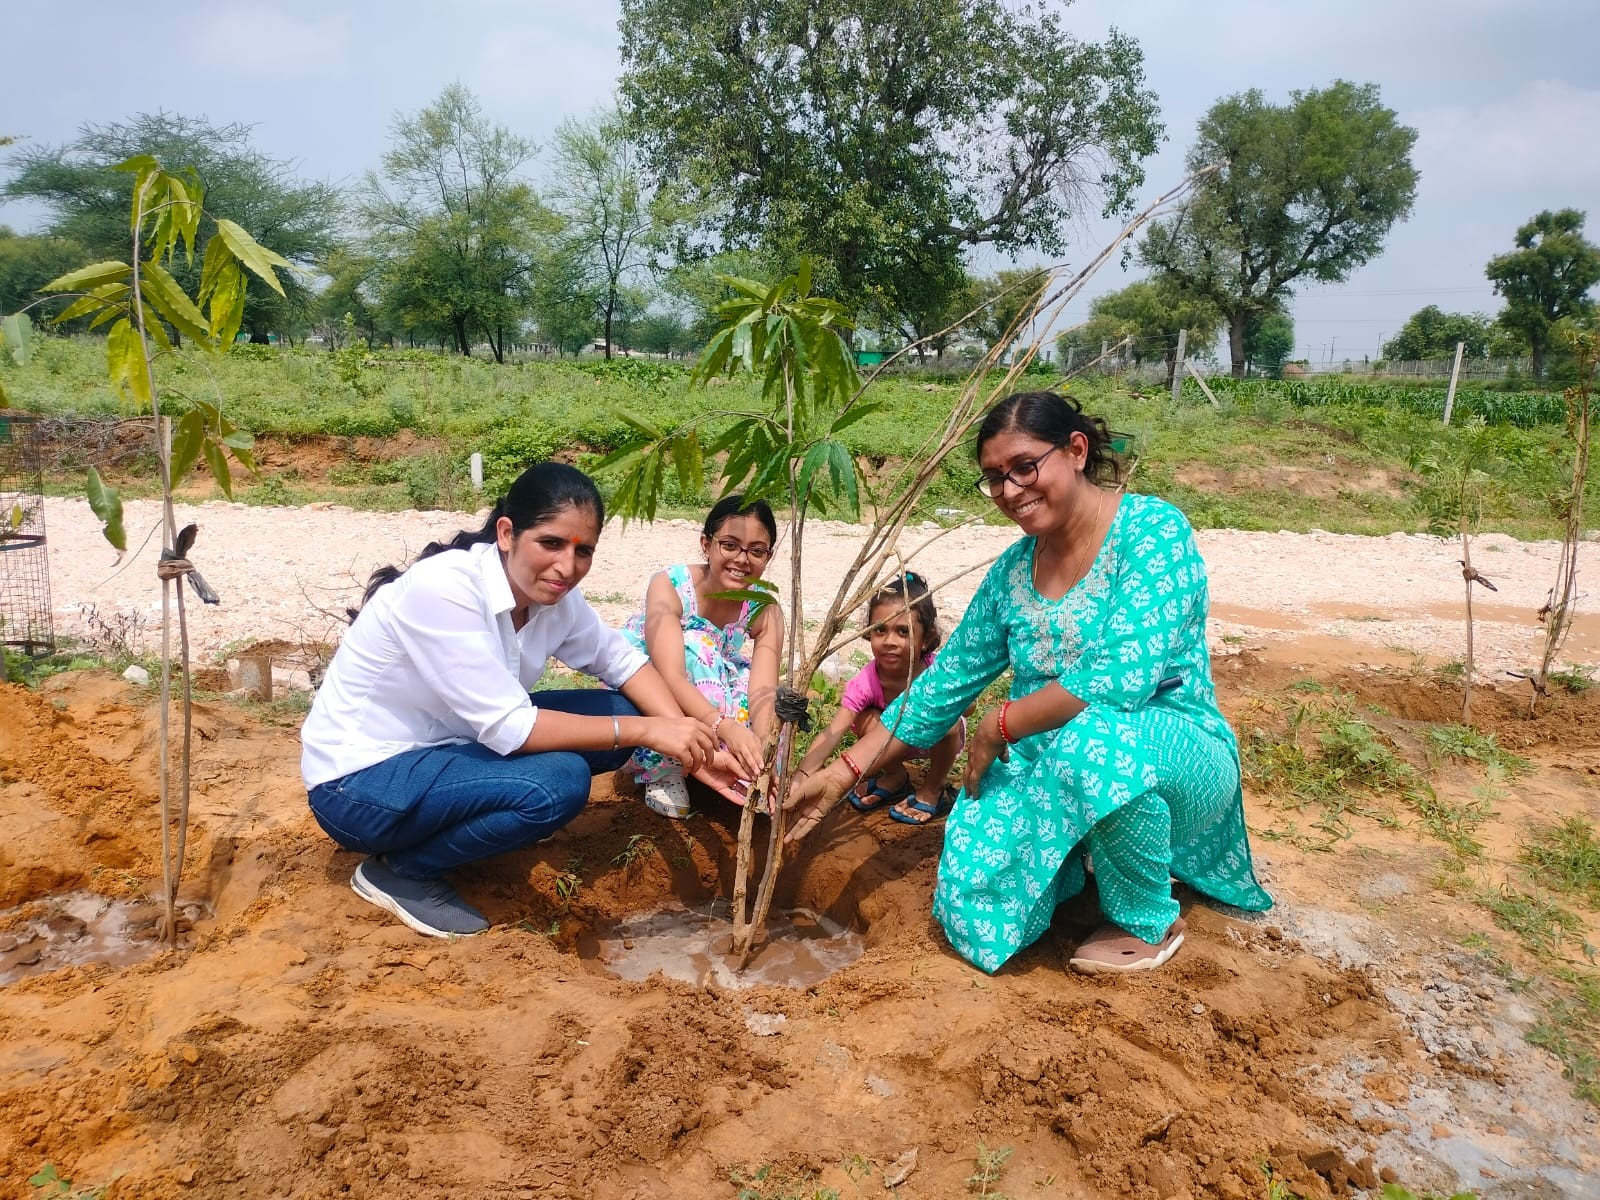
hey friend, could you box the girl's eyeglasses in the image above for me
[975,444,1064,498]
[714,538,772,563]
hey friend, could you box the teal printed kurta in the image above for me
[881,493,1271,972]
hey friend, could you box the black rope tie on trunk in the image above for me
[774,686,812,730]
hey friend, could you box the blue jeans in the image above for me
[307,689,639,880]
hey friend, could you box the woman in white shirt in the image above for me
[301,462,718,939]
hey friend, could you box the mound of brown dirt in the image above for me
[0,667,1594,1198]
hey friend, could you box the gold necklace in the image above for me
[1045,490,1106,590]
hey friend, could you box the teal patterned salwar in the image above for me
[881,493,1271,973]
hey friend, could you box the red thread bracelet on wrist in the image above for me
[998,700,1017,744]
[840,750,864,780]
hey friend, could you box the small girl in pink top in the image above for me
[792,573,965,825]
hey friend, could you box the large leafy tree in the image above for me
[1244,311,1295,377]
[1485,209,1600,379]
[1057,277,1222,382]
[1382,305,1495,362]
[3,113,339,342]
[548,110,684,358]
[1141,81,1418,377]
[617,0,1161,330]
[358,84,555,361]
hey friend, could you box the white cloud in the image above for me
[183,4,350,79]
[1413,80,1600,198]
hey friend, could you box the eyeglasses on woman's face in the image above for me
[975,444,1065,498]
[713,537,772,563]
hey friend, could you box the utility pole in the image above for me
[1170,329,1188,403]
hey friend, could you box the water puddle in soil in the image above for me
[0,892,210,986]
[583,899,866,990]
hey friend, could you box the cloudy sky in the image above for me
[4,0,1598,362]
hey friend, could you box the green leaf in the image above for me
[203,437,234,499]
[668,432,703,495]
[169,409,205,489]
[106,318,150,406]
[140,262,212,346]
[40,260,132,293]
[52,283,129,326]
[609,407,662,439]
[85,468,126,552]
[113,154,160,174]
[707,587,777,610]
[213,219,291,297]
[830,399,885,434]
[0,312,32,365]
[208,261,246,347]
[219,428,254,451]
[7,502,23,530]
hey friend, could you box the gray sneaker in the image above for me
[351,858,489,939]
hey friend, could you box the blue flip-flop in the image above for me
[847,775,914,813]
[887,786,957,826]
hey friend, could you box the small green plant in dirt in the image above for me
[966,1142,1013,1198]
[1479,884,1588,956]
[1378,1183,1479,1200]
[729,1163,840,1200]
[1549,663,1596,693]
[611,834,657,871]
[1242,694,1418,849]
[1528,976,1600,1106]
[1520,817,1600,909]
[1424,725,1530,777]
[28,1164,107,1199]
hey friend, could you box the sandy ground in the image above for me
[33,497,1600,677]
[2,498,1598,1199]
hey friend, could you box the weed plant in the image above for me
[1519,817,1600,909]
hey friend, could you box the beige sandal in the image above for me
[1068,918,1186,975]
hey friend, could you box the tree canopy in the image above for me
[357,84,556,361]
[1057,277,1222,381]
[1485,209,1600,379]
[4,112,339,342]
[1382,306,1496,361]
[1140,80,1418,377]
[617,0,1161,338]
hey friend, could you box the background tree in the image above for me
[618,0,1161,330]
[967,268,1050,356]
[4,113,338,343]
[1245,310,1295,377]
[1485,209,1600,380]
[359,85,553,361]
[631,307,693,356]
[1382,305,1495,361]
[1056,277,1222,383]
[0,227,90,321]
[548,110,681,358]
[314,247,388,348]
[1141,81,1418,377]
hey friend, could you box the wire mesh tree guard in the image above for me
[0,411,54,660]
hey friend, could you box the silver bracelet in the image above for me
[611,715,621,751]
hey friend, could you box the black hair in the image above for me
[975,390,1121,487]
[865,571,941,653]
[702,493,778,545]
[352,461,604,616]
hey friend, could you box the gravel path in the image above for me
[31,497,1600,678]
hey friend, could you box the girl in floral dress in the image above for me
[623,495,784,817]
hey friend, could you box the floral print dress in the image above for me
[621,563,768,783]
[882,493,1272,972]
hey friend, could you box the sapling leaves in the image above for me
[85,468,126,553]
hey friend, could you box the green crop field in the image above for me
[3,337,1593,539]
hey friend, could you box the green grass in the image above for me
[1520,817,1600,910]
[1424,725,1531,778]
[1479,885,1589,957]
[5,337,1596,537]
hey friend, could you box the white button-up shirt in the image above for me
[300,539,648,788]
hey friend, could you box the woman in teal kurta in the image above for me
[789,391,1271,975]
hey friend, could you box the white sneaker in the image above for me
[643,771,692,820]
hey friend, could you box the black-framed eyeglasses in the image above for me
[975,444,1065,498]
[714,538,772,563]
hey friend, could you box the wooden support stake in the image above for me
[1442,340,1465,425]
[1185,360,1221,408]
[1169,328,1187,404]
